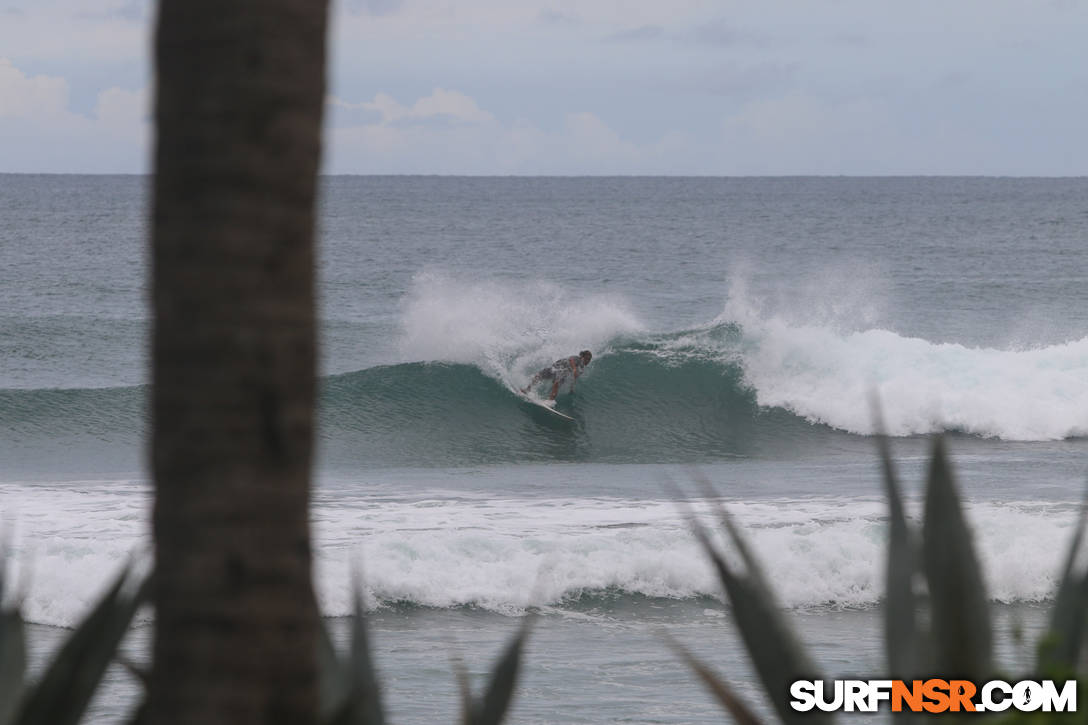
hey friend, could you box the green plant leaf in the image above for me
[664,632,764,725]
[451,653,475,725]
[318,616,351,723]
[872,398,923,678]
[681,482,828,725]
[15,563,149,725]
[318,576,385,725]
[346,582,385,725]
[0,607,26,725]
[689,471,773,595]
[472,618,531,725]
[0,545,26,725]
[922,436,992,678]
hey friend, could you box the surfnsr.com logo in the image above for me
[790,679,1077,713]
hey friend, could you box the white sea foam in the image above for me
[313,496,1078,615]
[4,480,1076,627]
[397,272,644,385]
[716,286,1088,441]
[394,272,1088,441]
[0,481,152,627]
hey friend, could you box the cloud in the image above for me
[0,58,147,172]
[408,88,494,124]
[828,32,868,47]
[0,6,145,62]
[605,25,664,43]
[332,88,495,125]
[77,0,149,22]
[718,92,888,172]
[691,20,770,48]
[0,58,69,118]
[601,17,772,50]
[661,61,798,97]
[324,82,1088,175]
[93,85,147,128]
[537,8,578,27]
[563,112,636,159]
[713,90,1017,175]
[326,88,685,174]
[3,1,1088,174]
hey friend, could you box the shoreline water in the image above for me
[28,602,1051,724]
[5,449,1086,629]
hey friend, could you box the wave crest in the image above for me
[5,302,1088,471]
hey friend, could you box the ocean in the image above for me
[2,175,1087,722]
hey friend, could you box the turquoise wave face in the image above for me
[9,314,1088,474]
[1,345,853,472]
[21,316,1088,475]
[320,353,777,467]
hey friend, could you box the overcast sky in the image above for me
[1,0,1086,174]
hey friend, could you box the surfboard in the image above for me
[515,391,575,421]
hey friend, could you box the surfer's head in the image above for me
[580,350,592,365]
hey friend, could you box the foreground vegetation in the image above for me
[669,433,1088,723]
[0,560,526,725]
[3,434,1087,723]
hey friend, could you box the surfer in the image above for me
[521,350,593,400]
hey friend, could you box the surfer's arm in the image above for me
[570,357,579,390]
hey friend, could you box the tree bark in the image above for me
[150,2,328,724]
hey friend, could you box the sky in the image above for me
[1,0,1087,175]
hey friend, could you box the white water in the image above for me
[2,479,1078,627]
[396,272,644,385]
[394,272,1088,441]
[721,286,1088,440]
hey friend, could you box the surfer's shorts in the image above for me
[536,365,570,384]
[550,365,574,385]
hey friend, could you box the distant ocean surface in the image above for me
[3,175,1087,722]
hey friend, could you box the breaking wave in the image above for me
[5,276,1088,471]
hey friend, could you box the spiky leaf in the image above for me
[664,633,764,725]
[14,565,149,725]
[471,619,531,725]
[921,437,992,678]
[690,471,773,594]
[345,584,385,725]
[874,421,923,677]
[0,547,26,725]
[687,509,828,725]
[317,618,350,723]
[0,607,26,725]
[318,579,385,725]
[452,654,475,725]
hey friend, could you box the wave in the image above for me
[0,340,847,469]
[0,384,146,474]
[4,485,1077,626]
[321,497,1076,616]
[5,273,1088,470]
[729,315,1088,442]
[5,321,1088,469]
[318,342,828,466]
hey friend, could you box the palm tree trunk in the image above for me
[150,2,328,723]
